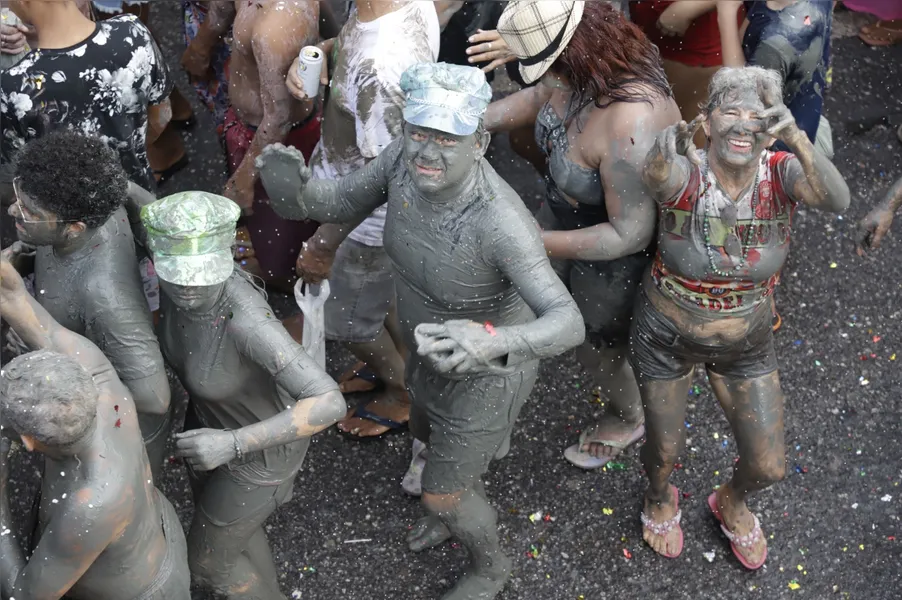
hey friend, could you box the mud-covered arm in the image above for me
[491,208,585,364]
[258,140,396,223]
[482,84,553,133]
[0,260,109,371]
[124,181,156,248]
[543,105,660,260]
[1,455,125,600]
[779,131,850,213]
[642,119,698,204]
[84,279,170,416]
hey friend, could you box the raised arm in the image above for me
[224,5,319,212]
[543,102,675,261]
[482,84,553,134]
[0,259,107,368]
[715,0,746,68]
[642,117,702,203]
[657,0,717,37]
[1,443,126,600]
[173,315,345,471]
[256,140,395,225]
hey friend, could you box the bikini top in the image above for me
[534,100,605,209]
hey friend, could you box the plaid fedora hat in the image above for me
[497,1,585,85]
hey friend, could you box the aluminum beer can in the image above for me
[296,45,324,98]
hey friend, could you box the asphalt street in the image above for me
[4,4,901,600]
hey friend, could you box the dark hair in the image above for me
[14,130,127,229]
[551,1,672,111]
[1,350,98,448]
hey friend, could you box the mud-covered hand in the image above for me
[296,241,336,285]
[223,172,256,216]
[255,143,312,221]
[1,241,36,275]
[181,41,213,82]
[657,116,704,167]
[174,429,239,471]
[0,23,28,55]
[856,204,895,255]
[415,320,516,376]
[758,77,801,145]
[466,29,517,73]
[4,328,29,357]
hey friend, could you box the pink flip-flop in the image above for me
[564,422,646,470]
[641,485,684,559]
[707,492,767,570]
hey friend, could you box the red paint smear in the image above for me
[114,419,122,428]
[804,15,811,26]
[484,322,497,337]
[114,405,119,412]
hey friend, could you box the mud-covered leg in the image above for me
[408,480,489,552]
[638,373,692,557]
[423,488,511,600]
[709,369,785,567]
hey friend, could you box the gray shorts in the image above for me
[133,491,190,600]
[324,238,395,344]
[408,358,538,495]
[537,202,650,348]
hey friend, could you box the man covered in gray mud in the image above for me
[257,62,584,600]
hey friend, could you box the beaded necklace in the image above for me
[700,153,763,279]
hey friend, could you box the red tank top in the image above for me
[630,1,741,68]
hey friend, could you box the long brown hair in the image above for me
[551,2,671,111]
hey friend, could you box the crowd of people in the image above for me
[0,1,898,600]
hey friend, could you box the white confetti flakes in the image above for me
[881,495,892,502]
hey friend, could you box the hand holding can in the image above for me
[295,45,324,99]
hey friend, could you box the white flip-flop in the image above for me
[563,423,646,470]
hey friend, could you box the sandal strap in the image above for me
[640,509,682,537]
[720,514,763,548]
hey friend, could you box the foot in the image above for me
[407,514,451,552]
[255,143,308,208]
[713,489,767,569]
[401,439,427,496]
[641,486,683,558]
[441,555,512,600]
[338,361,381,394]
[564,415,645,469]
[336,391,410,438]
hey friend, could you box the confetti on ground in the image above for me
[529,511,543,523]
[603,508,614,516]
[342,539,372,544]
[881,495,893,502]
[527,544,540,559]
[606,462,627,471]
[703,551,715,562]
[622,548,632,560]
[830,262,838,268]
[788,581,801,591]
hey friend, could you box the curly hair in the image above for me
[14,130,127,229]
[551,1,671,111]
[1,350,99,448]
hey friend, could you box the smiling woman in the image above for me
[634,65,850,568]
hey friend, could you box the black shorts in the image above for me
[628,287,778,381]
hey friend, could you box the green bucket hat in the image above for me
[141,191,240,287]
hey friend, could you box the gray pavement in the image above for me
[6,4,902,600]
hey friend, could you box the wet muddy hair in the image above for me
[702,66,783,116]
[550,1,671,111]
[14,130,127,229]
[1,350,98,448]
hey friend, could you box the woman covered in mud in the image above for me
[635,66,850,568]
[484,0,681,471]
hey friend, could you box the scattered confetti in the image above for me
[703,551,715,562]
[529,511,543,523]
[622,548,632,560]
[881,495,892,502]
[830,262,837,268]
[602,508,614,516]
[114,419,121,428]
[527,544,541,559]
[788,581,801,591]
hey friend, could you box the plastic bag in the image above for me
[293,279,331,369]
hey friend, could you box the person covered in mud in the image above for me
[181,0,321,293]
[283,0,439,443]
[4,131,172,482]
[857,175,902,255]
[257,62,584,600]
[635,66,850,567]
[0,258,190,600]
[484,0,680,470]
[142,191,345,600]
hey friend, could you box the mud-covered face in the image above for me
[705,88,773,168]
[159,280,223,312]
[403,124,484,201]
[7,178,68,247]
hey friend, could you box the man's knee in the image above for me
[422,490,463,514]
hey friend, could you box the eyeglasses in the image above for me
[12,177,109,224]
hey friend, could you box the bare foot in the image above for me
[579,414,645,459]
[407,514,451,552]
[337,390,410,437]
[642,486,683,558]
[716,488,767,566]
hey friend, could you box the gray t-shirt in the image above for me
[34,206,165,384]
[158,272,339,485]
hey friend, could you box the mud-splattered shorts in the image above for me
[408,358,538,495]
[132,490,190,600]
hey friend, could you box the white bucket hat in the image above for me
[497,1,585,85]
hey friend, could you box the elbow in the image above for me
[562,301,587,350]
[129,373,171,415]
[307,389,347,428]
